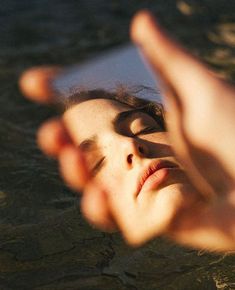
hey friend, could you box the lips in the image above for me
[137,160,178,194]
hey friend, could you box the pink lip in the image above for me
[137,160,178,194]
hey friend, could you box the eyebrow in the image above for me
[79,135,98,152]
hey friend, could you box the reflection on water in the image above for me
[0,1,235,289]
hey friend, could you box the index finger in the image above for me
[19,66,62,104]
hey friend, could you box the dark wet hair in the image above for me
[59,86,166,131]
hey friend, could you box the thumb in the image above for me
[130,10,221,109]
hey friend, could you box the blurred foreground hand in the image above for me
[19,11,235,252]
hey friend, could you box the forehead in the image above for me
[64,98,131,123]
[68,98,130,114]
[63,98,131,143]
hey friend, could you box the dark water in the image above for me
[0,1,235,289]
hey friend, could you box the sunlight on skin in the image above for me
[19,67,62,103]
[131,11,235,197]
[18,10,235,252]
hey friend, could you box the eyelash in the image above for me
[91,156,105,176]
[134,126,158,136]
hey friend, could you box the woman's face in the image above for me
[63,98,195,240]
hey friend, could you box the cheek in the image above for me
[97,168,125,192]
[95,165,135,195]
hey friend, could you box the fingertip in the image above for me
[59,145,90,191]
[81,183,117,232]
[130,10,174,73]
[130,10,158,44]
[19,66,62,104]
[37,118,71,157]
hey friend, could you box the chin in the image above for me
[157,181,196,214]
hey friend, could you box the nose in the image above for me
[103,133,149,169]
[122,137,148,168]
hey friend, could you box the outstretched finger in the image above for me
[81,183,117,232]
[130,10,222,110]
[19,66,62,104]
[56,138,118,231]
[59,144,90,192]
[131,10,220,198]
[37,117,71,158]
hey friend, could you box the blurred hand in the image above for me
[131,11,235,200]
[19,11,235,252]
[131,11,235,250]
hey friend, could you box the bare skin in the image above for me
[19,11,235,252]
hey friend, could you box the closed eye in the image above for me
[135,126,159,136]
[91,156,106,176]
